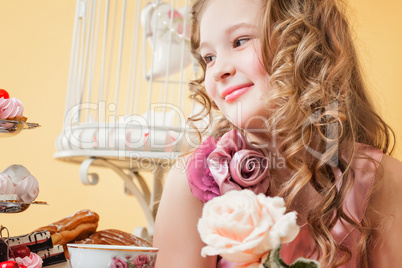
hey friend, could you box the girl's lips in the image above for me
[223,84,254,103]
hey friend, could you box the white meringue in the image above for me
[2,164,31,185]
[0,173,15,194]
[14,174,39,203]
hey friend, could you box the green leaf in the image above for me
[264,247,289,268]
[262,246,320,268]
[289,258,321,268]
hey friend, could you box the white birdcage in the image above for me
[54,0,202,240]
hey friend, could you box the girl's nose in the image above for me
[213,57,236,82]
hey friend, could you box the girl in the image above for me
[153,0,402,267]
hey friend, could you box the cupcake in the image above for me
[0,89,27,122]
[9,252,43,268]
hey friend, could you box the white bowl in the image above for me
[67,244,158,268]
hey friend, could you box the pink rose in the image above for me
[110,257,127,268]
[198,190,299,265]
[133,254,150,266]
[207,130,270,195]
[148,254,157,268]
[187,130,270,203]
[187,136,220,203]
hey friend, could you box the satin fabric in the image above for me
[207,130,270,195]
[212,143,383,268]
[187,130,271,203]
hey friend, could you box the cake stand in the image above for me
[0,118,44,213]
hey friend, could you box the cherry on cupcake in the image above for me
[0,260,19,268]
[0,89,9,99]
[10,245,30,259]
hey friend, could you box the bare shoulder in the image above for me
[367,154,402,266]
[158,154,196,201]
[368,154,402,221]
[158,155,194,202]
[155,155,196,220]
[164,155,191,188]
[153,155,217,267]
[380,154,402,177]
[371,154,402,209]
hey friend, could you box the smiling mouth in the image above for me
[222,83,254,103]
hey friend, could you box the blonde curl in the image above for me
[189,0,394,266]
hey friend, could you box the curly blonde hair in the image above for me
[189,0,394,266]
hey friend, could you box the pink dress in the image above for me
[216,143,383,268]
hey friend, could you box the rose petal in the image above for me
[207,130,271,196]
[230,150,269,187]
[187,136,219,202]
[198,190,300,265]
[207,130,251,187]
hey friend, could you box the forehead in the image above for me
[199,0,261,38]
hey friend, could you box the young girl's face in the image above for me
[199,0,270,133]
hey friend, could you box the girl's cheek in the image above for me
[204,73,217,99]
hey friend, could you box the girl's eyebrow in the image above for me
[199,40,211,52]
[200,22,256,51]
[225,22,256,35]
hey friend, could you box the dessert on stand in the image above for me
[0,165,45,214]
[0,89,39,139]
[0,89,42,214]
[0,89,59,268]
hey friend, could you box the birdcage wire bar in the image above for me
[55,0,197,240]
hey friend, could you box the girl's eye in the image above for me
[233,38,250,48]
[203,55,216,64]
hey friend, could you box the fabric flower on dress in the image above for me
[208,130,270,196]
[187,130,270,203]
[187,136,220,203]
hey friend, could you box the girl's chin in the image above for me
[224,112,268,131]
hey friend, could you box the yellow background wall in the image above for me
[0,0,401,236]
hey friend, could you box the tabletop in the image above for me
[49,262,71,268]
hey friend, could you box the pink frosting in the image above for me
[10,252,43,268]
[0,97,24,119]
[14,174,39,203]
[0,173,15,194]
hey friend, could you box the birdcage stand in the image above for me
[70,151,178,241]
